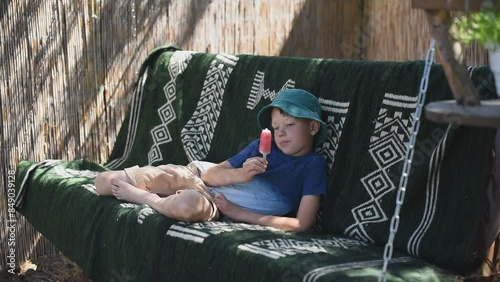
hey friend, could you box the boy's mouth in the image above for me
[278,140,290,147]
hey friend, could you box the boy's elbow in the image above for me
[295,216,317,232]
[286,220,314,232]
[295,224,313,232]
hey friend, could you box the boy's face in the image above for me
[270,108,318,157]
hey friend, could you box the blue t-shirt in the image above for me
[227,139,327,210]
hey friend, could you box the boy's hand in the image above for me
[214,193,244,221]
[239,157,267,182]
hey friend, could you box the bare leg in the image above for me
[111,179,216,222]
[95,170,131,196]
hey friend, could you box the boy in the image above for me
[95,89,327,231]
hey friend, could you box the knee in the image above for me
[171,190,212,222]
[94,171,115,195]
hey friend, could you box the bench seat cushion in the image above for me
[15,160,456,281]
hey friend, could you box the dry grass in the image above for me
[0,254,91,282]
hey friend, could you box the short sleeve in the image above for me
[302,155,328,196]
[227,139,260,168]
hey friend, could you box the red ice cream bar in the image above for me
[259,128,272,159]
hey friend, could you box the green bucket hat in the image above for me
[257,89,327,147]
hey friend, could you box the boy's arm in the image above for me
[201,158,267,186]
[214,194,321,232]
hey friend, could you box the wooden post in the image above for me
[424,10,480,106]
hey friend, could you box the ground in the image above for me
[0,254,498,281]
[0,254,91,282]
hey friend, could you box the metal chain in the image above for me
[378,38,436,282]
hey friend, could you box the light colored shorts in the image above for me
[124,161,293,221]
[124,161,219,220]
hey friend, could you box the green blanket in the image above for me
[15,46,499,281]
[16,160,456,281]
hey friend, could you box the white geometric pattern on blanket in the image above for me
[120,203,140,209]
[148,51,195,164]
[137,206,157,224]
[53,166,99,179]
[166,221,279,243]
[238,236,367,260]
[118,203,157,224]
[246,70,295,110]
[81,184,98,195]
[181,53,239,162]
[407,124,449,257]
[317,98,350,173]
[165,222,368,260]
[345,93,416,243]
[105,69,149,169]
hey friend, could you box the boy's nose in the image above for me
[276,129,286,137]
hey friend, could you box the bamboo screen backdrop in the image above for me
[0,0,488,270]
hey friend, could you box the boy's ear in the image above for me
[310,121,320,136]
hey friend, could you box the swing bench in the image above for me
[14,45,500,281]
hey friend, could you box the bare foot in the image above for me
[111,179,151,205]
[214,193,244,221]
